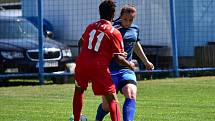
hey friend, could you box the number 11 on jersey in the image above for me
[88,29,105,52]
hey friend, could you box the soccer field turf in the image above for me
[0,76,215,121]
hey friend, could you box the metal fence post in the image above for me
[38,0,44,84]
[169,0,179,77]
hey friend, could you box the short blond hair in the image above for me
[120,4,136,17]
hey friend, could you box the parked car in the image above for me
[24,16,54,38]
[0,16,74,83]
[0,9,21,16]
[0,2,21,16]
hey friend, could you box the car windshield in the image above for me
[0,19,38,39]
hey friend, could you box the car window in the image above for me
[0,20,38,39]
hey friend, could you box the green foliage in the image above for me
[0,76,215,121]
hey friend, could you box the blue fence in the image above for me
[0,0,214,84]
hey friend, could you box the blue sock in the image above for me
[123,98,136,121]
[95,103,109,121]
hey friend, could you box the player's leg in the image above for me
[73,84,85,121]
[95,93,121,121]
[95,71,121,121]
[104,92,121,121]
[72,66,89,121]
[93,69,121,121]
[98,84,137,121]
[122,83,137,121]
[95,96,110,121]
[120,69,137,121]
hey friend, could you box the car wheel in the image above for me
[51,63,76,84]
[0,78,9,87]
[51,76,71,84]
[0,78,9,82]
[0,68,9,83]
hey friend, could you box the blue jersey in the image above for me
[109,19,140,71]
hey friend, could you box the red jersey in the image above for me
[76,19,124,68]
[75,19,124,94]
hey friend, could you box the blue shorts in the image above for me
[111,69,137,93]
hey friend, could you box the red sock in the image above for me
[109,100,121,121]
[73,89,84,121]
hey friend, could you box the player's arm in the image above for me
[113,54,135,70]
[134,41,154,70]
[78,37,83,47]
[111,28,135,70]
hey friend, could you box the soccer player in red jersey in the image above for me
[72,1,135,121]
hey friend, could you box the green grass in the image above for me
[0,76,215,121]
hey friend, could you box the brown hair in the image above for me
[120,4,136,17]
[99,0,116,21]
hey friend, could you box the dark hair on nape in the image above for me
[99,0,116,21]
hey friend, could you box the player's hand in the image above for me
[113,52,127,58]
[144,61,154,70]
[120,52,127,58]
[129,61,136,71]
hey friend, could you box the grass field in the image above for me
[0,76,215,121]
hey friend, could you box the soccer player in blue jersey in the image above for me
[95,4,154,121]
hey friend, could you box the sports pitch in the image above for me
[0,76,215,121]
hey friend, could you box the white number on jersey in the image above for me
[88,29,105,52]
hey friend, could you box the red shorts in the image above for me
[75,65,116,95]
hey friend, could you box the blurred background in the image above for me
[0,0,214,84]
